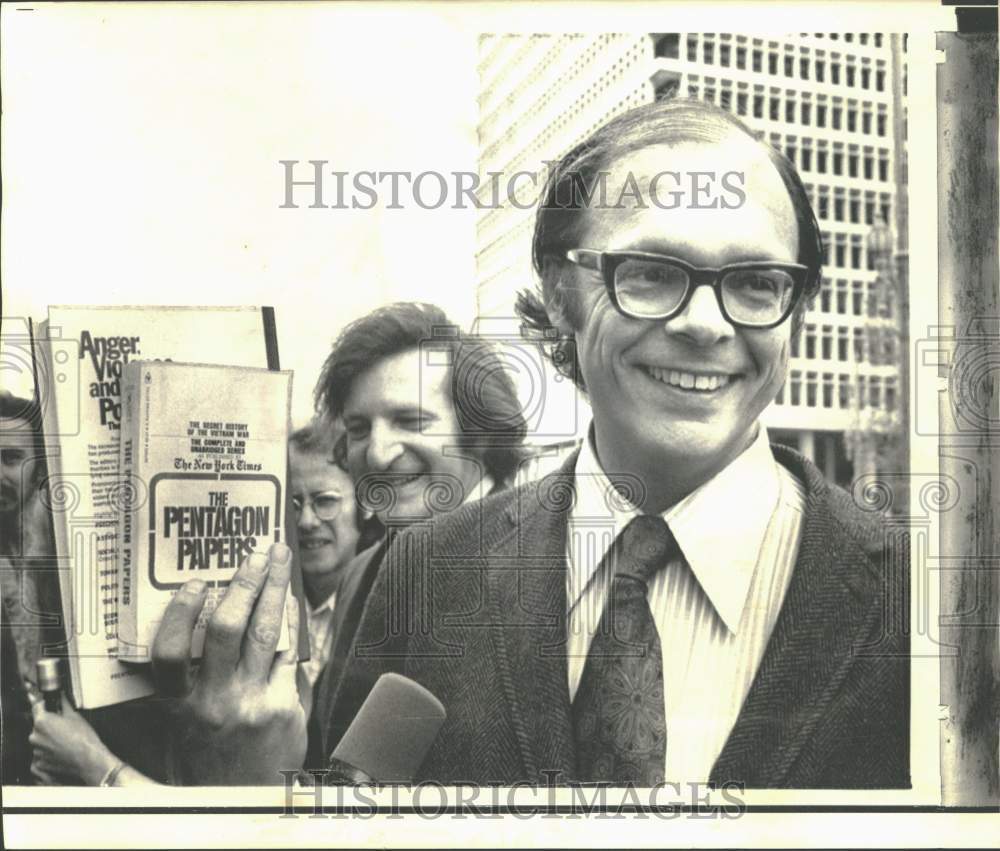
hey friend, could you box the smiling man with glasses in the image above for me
[324,97,908,789]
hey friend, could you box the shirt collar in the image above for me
[568,422,780,634]
[308,588,338,617]
[463,474,495,506]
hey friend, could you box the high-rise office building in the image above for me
[476,33,907,487]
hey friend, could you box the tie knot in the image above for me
[613,515,677,585]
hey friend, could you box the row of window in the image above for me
[814,278,896,319]
[784,137,891,181]
[808,186,892,226]
[683,78,892,142]
[809,34,885,47]
[655,34,889,93]
[818,231,873,272]
[776,371,898,411]
[792,323,898,364]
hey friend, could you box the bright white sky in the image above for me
[1,3,480,424]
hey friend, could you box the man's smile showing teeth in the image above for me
[644,366,733,391]
[300,539,332,550]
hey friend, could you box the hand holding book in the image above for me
[152,542,306,785]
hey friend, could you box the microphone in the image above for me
[327,673,446,783]
[36,658,63,714]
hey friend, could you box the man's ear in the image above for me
[540,255,575,336]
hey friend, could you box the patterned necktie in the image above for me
[572,514,678,785]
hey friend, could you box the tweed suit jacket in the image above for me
[322,445,910,788]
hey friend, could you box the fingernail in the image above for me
[271,542,291,564]
[185,579,207,595]
[247,552,269,572]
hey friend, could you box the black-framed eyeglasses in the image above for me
[566,249,808,329]
[291,492,345,521]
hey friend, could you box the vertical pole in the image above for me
[937,28,999,806]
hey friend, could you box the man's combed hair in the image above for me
[517,96,825,391]
[314,302,529,487]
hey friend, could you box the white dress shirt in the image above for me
[565,424,806,782]
[302,589,339,689]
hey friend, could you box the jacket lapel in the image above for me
[710,446,887,787]
[486,455,579,783]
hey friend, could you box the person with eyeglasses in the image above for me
[287,423,362,712]
[147,97,907,789]
[323,97,908,788]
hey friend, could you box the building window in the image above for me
[850,197,861,223]
[846,65,856,87]
[785,142,797,164]
[704,86,717,105]
[817,104,827,127]
[821,280,833,312]
[848,152,859,177]
[769,52,778,75]
[753,93,764,118]
[785,99,795,122]
[791,333,801,359]
[875,34,883,48]
[737,92,748,115]
[687,35,698,62]
[838,374,852,408]
[817,188,829,218]
[801,146,812,171]
[821,326,833,360]
[861,67,871,89]
[806,372,818,407]
[869,376,882,410]
[823,373,834,408]
[885,378,896,412]
[822,233,832,266]
[805,325,817,359]
[704,41,715,64]
[876,68,886,91]
[770,97,780,121]
[877,113,887,136]
[833,151,844,175]
[863,153,874,179]
[815,60,825,82]
[752,49,763,72]
[860,33,869,46]
[834,196,845,221]
[853,327,865,361]
[801,102,812,125]
[782,54,792,76]
[790,370,802,405]
[850,237,863,270]
[817,148,828,173]
[878,155,889,181]
[831,62,840,84]
[837,327,849,360]
[836,279,848,313]
[862,111,872,134]
[880,194,891,222]
[852,279,864,312]
[865,196,876,225]
[737,46,747,69]
[720,44,731,66]
[655,34,680,58]
[832,106,842,129]
[847,108,857,132]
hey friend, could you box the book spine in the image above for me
[116,361,141,656]
[33,321,85,707]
